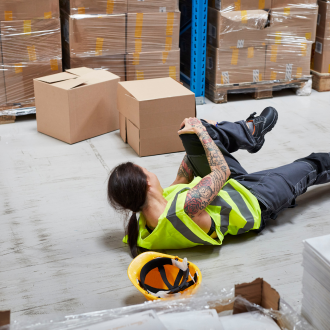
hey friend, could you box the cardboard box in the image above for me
[127,0,178,13]
[117,77,195,156]
[207,8,269,48]
[0,19,62,64]
[126,12,180,53]
[126,50,180,81]
[206,44,266,86]
[271,0,316,8]
[34,68,120,144]
[4,60,62,105]
[61,12,126,58]
[311,37,330,73]
[265,42,312,80]
[0,0,59,21]
[316,0,330,39]
[64,54,126,82]
[60,0,127,15]
[269,5,318,43]
[209,0,271,11]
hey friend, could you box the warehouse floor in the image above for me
[1,89,330,324]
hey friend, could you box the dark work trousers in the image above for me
[180,120,330,232]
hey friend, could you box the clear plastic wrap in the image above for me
[203,0,317,103]
[0,2,62,109]
[60,1,180,83]
[0,287,313,330]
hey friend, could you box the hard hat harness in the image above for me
[139,257,198,296]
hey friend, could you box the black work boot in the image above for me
[246,106,278,153]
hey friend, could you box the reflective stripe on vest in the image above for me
[167,188,213,246]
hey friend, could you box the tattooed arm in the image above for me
[171,154,195,186]
[178,117,231,219]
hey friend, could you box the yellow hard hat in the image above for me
[127,251,202,301]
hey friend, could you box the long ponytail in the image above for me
[107,162,148,258]
[127,212,139,258]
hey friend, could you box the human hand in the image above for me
[178,117,205,135]
[204,119,217,126]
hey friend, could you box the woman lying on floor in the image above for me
[107,107,330,257]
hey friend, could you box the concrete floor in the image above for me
[1,89,330,324]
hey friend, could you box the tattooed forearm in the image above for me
[182,118,230,218]
[177,154,194,183]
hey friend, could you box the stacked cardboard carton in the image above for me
[302,234,330,330]
[0,0,62,106]
[60,0,180,82]
[201,0,318,102]
[311,0,330,73]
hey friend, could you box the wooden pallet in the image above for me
[206,78,310,104]
[311,70,330,92]
[0,103,35,125]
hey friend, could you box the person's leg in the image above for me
[235,152,330,223]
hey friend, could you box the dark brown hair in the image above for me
[107,162,148,258]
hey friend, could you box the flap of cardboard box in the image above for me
[51,78,88,90]
[0,311,10,327]
[66,67,95,76]
[118,77,194,102]
[233,278,280,314]
[36,72,75,84]
[79,70,120,84]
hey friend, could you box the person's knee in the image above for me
[295,153,330,174]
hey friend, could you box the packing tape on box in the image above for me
[107,0,114,14]
[44,11,52,19]
[162,51,169,63]
[5,11,13,21]
[329,64,330,73]
[296,67,302,78]
[132,53,140,65]
[305,32,311,40]
[234,0,241,10]
[135,13,143,38]
[169,66,176,80]
[275,32,282,44]
[258,0,265,9]
[259,73,263,81]
[270,45,278,62]
[15,63,23,74]
[165,37,172,51]
[247,47,254,58]
[301,43,307,56]
[270,71,277,80]
[24,20,32,35]
[135,39,142,53]
[50,59,59,71]
[166,13,174,36]
[231,48,239,65]
[241,10,247,23]
[136,70,144,80]
[78,7,85,14]
[284,7,290,15]
[95,37,104,56]
[27,45,37,61]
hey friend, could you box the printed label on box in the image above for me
[237,40,244,48]
[222,72,230,84]
[208,24,216,38]
[253,69,259,82]
[159,7,166,12]
[207,57,213,70]
[285,63,293,80]
[215,0,221,10]
[315,41,322,54]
